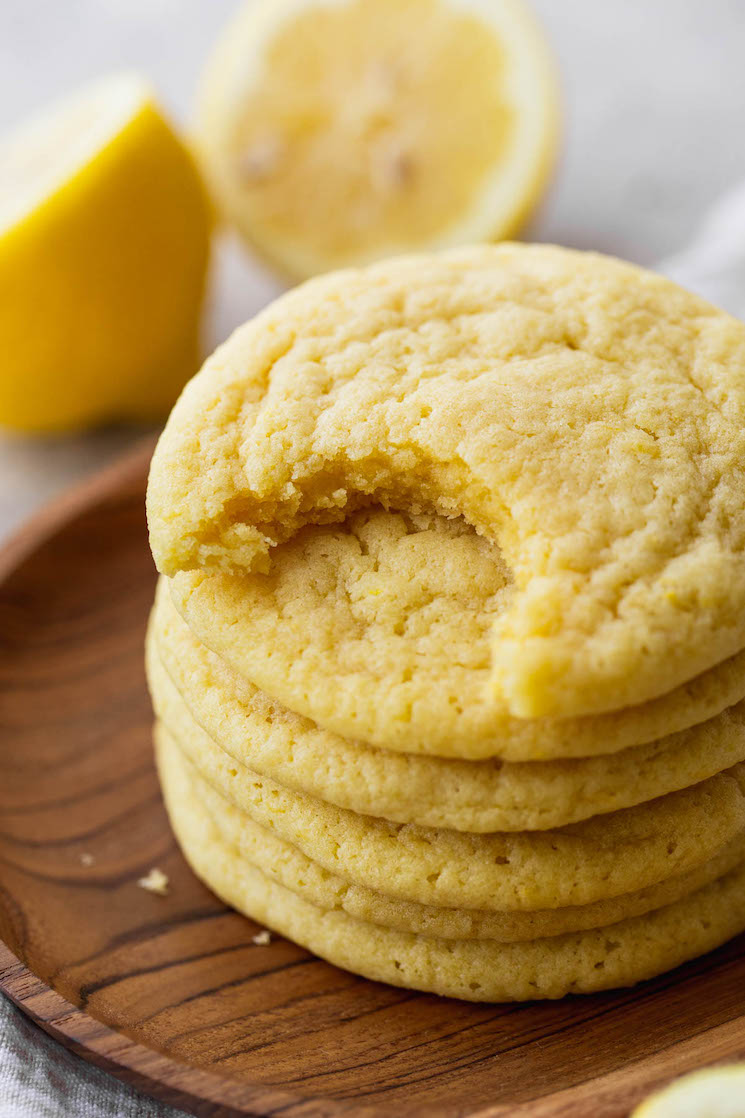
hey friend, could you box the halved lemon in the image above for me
[195,0,559,280]
[633,1065,745,1118]
[0,73,211,433]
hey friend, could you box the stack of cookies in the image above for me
[146,244,745,1002]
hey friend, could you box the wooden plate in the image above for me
[1,442,745,1118]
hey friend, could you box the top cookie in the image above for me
[148,244,745,719]
[168,516,745,760]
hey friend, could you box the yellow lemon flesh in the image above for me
[633,1065,745,1118]
[195,0,559,280]
[0,73,211,433]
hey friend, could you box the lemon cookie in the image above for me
[167,511,745,761]
[157,730,745,1001]
[148,244,745,723]
[159,726,745,943]
[148,660,745,912]
[151,582,745,828]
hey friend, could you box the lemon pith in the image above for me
[632,1065,745,1118]
[0,74,211,433]
[196,0,559,279]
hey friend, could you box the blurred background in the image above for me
[6,0,745,262]
[1,0,745,523]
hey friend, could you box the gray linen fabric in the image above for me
[0,994,187,1117]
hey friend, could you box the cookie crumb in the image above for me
[137,868,169,896]
[80,853,95,867]
[251,929,272,946]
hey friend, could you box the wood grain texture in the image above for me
[1,442,745,1118]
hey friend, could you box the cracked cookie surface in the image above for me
[148,243,745,721]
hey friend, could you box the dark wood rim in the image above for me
[0,942,311,1117]
[5,929,745,1118]
[0,436,156,583]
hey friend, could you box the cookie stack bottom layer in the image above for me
[155,726,745,1002]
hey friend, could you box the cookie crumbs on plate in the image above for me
[137,867,170,896]
[251,929,272,946]
[80,852,95,866]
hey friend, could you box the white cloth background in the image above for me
[3,0,745,1114]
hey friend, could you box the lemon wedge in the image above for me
[195,0,559,280]
[0,73,211,433]
[633,1065,745,1118]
